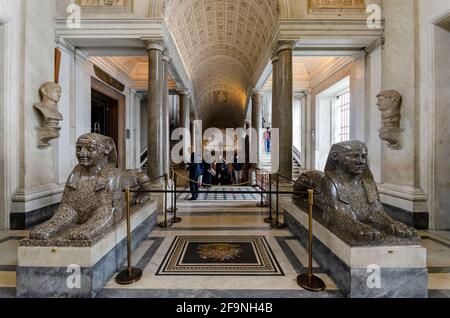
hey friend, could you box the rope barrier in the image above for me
[173,171,253,187]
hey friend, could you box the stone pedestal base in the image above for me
[283,199,428,298]
[16,201,158,298]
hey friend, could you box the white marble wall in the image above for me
[365,46,383,183]
[376,0,428,216]
[0,0,64,224]
[350,55,366,142]
[315,97,333,171]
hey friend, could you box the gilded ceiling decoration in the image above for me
[165,0,279,128]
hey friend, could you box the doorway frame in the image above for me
[91,77,126,170]
[0,18,11,231]
[429,10,450,230]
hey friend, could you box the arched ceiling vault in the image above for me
[165,0,279,128]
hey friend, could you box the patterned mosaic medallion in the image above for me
[157,236,284,276]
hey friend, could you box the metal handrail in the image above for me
[140,148,148,169]
[293,146,302,167]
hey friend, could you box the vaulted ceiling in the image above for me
[164,0,279,128]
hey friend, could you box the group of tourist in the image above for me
[187,151,245,201]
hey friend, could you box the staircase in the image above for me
[140,140,182,172]
[260,147,303,180]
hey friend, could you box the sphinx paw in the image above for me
[69,231,90,241]
[30,229,51,240]
[359,228,382,241]
[391,223,417,238]
[135,194,151,205]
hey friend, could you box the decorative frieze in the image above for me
[75,0,134,13]
[309,0,366,13]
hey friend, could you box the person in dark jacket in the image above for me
[202,160,212,188]
[188,153,202,200]
[233,152,244,184]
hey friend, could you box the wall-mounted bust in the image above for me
[376,90,403,149]
[34,82,63,148]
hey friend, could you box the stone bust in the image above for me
[34,82,63,148]
[29,133,151,244]
[294,141,419,246]
[376,90,403,149]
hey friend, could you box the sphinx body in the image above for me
[293,141,419,246]
[30,133,151,242]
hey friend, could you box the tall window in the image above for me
[335,90,350,142]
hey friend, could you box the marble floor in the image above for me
[0,190,449,298]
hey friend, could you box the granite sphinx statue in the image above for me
[30,133,151,242]
[293,141,419,246]
[34,82,63,148]
[377,90,403,149]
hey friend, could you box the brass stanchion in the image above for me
[257,171,269,208]
[264,174,273,223]
[158,174,172,228]
[172,172,182,223]
[115,188,143,285]
[297,189,326,292]
[271,175,285,228]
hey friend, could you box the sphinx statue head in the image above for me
[327,141,368,176]
[294,141,418,246]
[75,133,117,169]
[29,133,151,244]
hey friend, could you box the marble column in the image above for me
[274,41,295,180]
[179,91,191,162]
[271,53,279,136]
[270,53,279,174]
[162,50,170,176]
[190,119,195,157]
[305,89,313,170]
[145,40,165,180]
[194,119,203,157]
[244,120,251,166]
[252,91,263,168]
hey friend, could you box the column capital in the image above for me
[271,51,279,63]
[252,89,262,97]
[178,90,190,97]
[144,39,165,52]
[276,40,298,54]
[294,92,306,98]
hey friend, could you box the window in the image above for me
[335,90,350,142]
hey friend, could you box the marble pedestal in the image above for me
[16,201,158,298]
[283,199,428,298]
